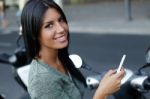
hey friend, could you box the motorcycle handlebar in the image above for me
[130,75,149,92]
[0,53,11,64]
[86,70,150,92]
[143,77,150,91]
[86,73,105,89]
[0,47,28,68]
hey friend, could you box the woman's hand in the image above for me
[93,69,125,99]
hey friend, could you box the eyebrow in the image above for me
[44,21,53,24]
[43,15,64,25]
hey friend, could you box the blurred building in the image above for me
[64,0,144,5]
[5,0,19,7]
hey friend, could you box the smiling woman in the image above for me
[21,0,125,99]
[21,0,86,99]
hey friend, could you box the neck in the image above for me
[37,48,66,74]
[38,48,60,66]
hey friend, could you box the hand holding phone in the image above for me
[117,54,126,73]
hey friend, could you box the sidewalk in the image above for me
[1,1,150,35]
[64,1,150,35]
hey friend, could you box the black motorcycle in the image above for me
[0,34,150,99]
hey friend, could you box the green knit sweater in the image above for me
[28,59,85,99]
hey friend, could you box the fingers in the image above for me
[106,68,125,77]
[116,68,125,79]
[97,68,125,96]
[106,69,116,76]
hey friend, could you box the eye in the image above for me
[45,22,53,28]
[59,16,65,23]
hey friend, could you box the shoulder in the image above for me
[28,67,63,98]
[28,76,63,98]
[28,59,62,86]
[28,72,61,90]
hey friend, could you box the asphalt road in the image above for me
[0,31,150,99]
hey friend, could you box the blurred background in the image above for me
[0,0,150,99]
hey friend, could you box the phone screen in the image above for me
[117,54,126,73]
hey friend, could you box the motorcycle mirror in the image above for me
[69,54,100,74]
[146,47,150,64]
[69,54,83,68]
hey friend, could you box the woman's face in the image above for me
[39,8,69,51]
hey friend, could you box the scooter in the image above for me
[0,33,29,99]
[79,48,150,99]
[0,93,5,99]
[0,34,150,99]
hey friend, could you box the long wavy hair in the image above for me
[21,0,86,86]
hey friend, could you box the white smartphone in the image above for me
[117,54,126,73]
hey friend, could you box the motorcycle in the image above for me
[0,93,5,99]
[82,48,150,99]
[0,33,150,99]
[0,32,29,99]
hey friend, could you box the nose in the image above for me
[56,22,65,33]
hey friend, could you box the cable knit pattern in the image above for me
[28,59,84,99]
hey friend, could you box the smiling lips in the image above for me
[54,34,67,42]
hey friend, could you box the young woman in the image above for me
[21,0,125,99]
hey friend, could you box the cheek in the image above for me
[42,29,54,37]
[64,24,69,32]
[40,30,54,43]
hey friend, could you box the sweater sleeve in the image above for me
[28,74,70,99]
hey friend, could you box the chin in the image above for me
[58,42,68,49]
